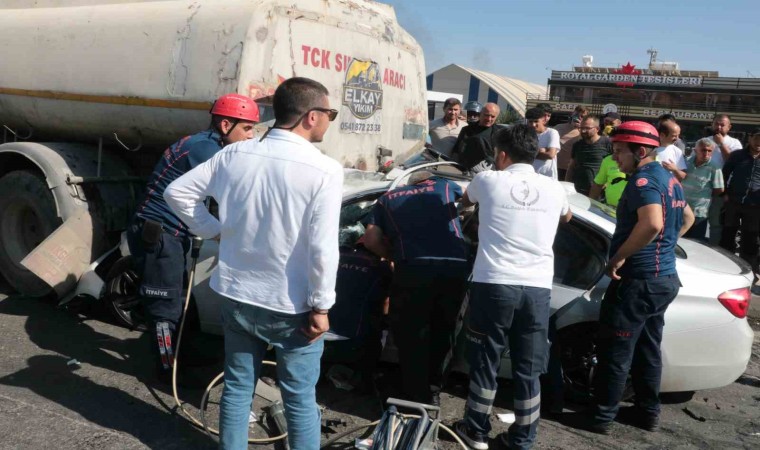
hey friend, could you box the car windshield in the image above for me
[586,198,617,224]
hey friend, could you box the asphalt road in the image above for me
[0,277,758,450]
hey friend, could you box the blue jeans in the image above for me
[219,298,324,450]
[464,283,550,450]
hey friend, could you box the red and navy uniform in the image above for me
[329,246,392,340]
[368,177,469,404]
[369,177,467,263]
[127,129,224,378]
[324,246,392,386]
[593,161,686,426]
[137,130,223,236]
[610,162,686,278]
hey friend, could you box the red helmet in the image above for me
[210,94,260,122]
[610,121,659,147]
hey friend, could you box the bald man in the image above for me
[655,120,687,182]
[452,102,501,173]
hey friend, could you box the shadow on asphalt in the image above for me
[0,288,219,449]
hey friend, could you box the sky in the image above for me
[383,0,760,86]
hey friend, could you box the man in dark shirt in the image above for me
[127,94,259,381]
[589,121,694,435]
[452,102,500,172]
[363,173,469,405]
[720,128,760,274]
[565,115,611,195]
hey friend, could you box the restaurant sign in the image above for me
[554,65,702,87]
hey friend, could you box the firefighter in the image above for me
[363,172,469,406]
[126,93,259,382]
[588,121,694,434]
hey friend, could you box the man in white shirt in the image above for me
[706,114,743,244]
[428,98,465,158]
[454,124,571,450]
[164,77,343,450]
[708,114,743,168]
[526,107,561,179]
[655,120,687,181]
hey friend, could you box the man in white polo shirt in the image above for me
[454,124,571,450]
[428,98,465,158]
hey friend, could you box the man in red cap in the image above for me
[588,121,694,434]
[127,93,259,383]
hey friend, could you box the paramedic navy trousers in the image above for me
[464,282,550,450]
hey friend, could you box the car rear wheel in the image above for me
[558,323,633,403]
[103,255,202,335]
[104,255,147,331]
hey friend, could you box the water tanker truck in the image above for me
[0,0,427,299]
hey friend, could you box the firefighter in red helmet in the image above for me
[126,93,259,383]
[586,121,694,434]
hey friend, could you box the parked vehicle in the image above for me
[0,0,427,299]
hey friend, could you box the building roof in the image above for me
[456,65,546,116]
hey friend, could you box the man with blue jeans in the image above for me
[454,125,571,450]
[164,77,343,449]
[589,121,694,434]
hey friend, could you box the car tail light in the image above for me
[717,287,751,318]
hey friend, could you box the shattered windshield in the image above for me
[587,198,617,223]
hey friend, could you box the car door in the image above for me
[495,216,610,378]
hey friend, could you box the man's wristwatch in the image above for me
[312,307,329,315]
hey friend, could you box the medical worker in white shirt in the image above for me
[164,77,343,450]
[454,124,571,450]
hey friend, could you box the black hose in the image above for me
[319,421,379,448]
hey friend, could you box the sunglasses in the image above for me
[310,107,338,121]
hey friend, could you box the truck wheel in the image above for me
[0,170,61,297]
[104,255,147,331]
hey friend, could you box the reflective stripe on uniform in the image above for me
[469,380,497,400]
[515,408,541,425]
[466,397,493,415]
[513,393,540,410]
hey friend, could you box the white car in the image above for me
[105,162,755,398]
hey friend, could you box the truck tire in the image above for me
[0,170,61,297]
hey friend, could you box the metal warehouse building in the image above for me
[426,64,546,119]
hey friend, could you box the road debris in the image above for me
[682,407,706,422]
[326,365,355,391]
[497,413,516,424]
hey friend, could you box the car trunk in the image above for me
[677,239,751,275]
